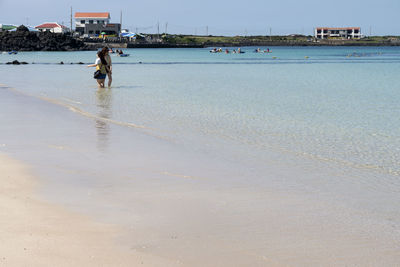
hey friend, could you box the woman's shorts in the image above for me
[95,73,107,80]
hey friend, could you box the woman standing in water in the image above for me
[87,50,108,88]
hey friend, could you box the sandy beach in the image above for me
[0,154,177,267]
[2,150,400,267]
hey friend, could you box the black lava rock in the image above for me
[5,60,28,65]
[0,25,90,51]
[6,60,20,64]
[16,25,29,32]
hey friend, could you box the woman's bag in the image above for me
[94,70,102,79]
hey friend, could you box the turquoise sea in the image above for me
[1,46,400,265]
[1,47,400,176]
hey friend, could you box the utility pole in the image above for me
[157,21,160,38]
[369,26,372,36]
[165,22,168,34]
[269,27,272,41]
[70,6,73,32]
[120,10,122,38]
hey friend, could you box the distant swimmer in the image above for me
[210,48,224,53]
[225,49,230,54]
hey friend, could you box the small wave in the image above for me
[160,171,199,179]
[37,94,148,131]
[61,97,82,105]
[5,85,174,142]
[62,103,175,142]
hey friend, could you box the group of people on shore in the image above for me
[87,47,113,88]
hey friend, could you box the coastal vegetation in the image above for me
[158,34,400,47]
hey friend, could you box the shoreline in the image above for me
[6,42,400,51]
[1,28,400,52]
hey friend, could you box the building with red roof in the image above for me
[75,12,110,19]
[74,12,120,37]
[35,22,70,34]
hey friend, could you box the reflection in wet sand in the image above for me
[95,88,112,152]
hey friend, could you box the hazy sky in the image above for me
[1,0,399,36]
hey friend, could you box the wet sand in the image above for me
[0,154,178,266]
[3,151,400,267]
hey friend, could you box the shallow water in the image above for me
[1,47,400,176]
[1,46,400,265]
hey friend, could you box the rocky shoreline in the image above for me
[0,25,89,51]
[1,60,86,65]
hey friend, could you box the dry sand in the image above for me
[0,154,176,267]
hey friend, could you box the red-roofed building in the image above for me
[75,12,110,19]
[74,12,120,37]
[35,22,70,34]
[315,27,361,39]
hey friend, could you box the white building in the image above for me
[75,12,110,26]
[315,27,361,40]
[35,22,69,33]
[75,12,120,36]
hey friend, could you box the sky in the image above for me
[1,0,399,36]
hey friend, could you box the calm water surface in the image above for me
[1,47,399,176]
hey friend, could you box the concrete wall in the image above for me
[37,27,69,34]
[77,23,121,36]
